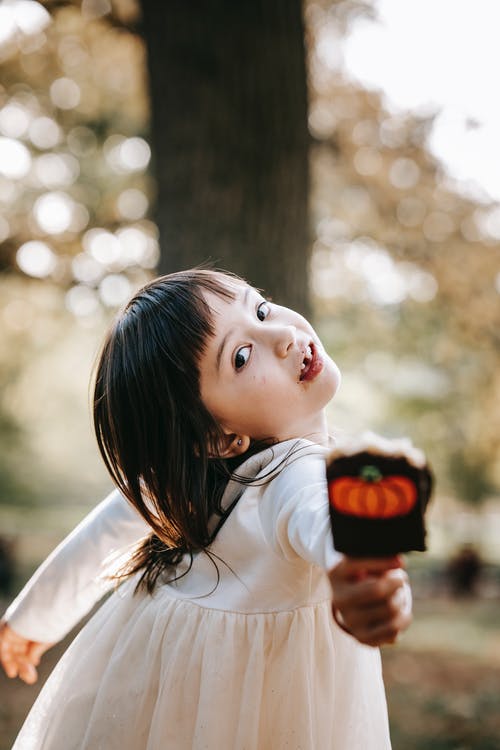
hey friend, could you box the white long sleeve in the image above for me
[258,443,342,572]
[4,490,150,643]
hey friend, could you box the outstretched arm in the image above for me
[1,489,149,682]
[261,443,413,647]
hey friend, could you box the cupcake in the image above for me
[327,433,433,557]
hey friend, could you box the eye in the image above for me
[234,345,251,370]
[256,301,271,321]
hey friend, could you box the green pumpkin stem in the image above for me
[359,465,383,483]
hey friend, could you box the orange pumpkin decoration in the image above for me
[328,465,417,519]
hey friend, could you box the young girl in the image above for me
[1,269,412,749]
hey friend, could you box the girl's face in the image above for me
[199,282,341,450]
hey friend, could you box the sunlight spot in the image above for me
[0,137,31,178]
[83,228,121,265]
[105,135,151,173]
[50,77,81,110]
[34,153,80,187]
[16,240,57,278]
[0,7,17,46]
[33,191,75,234]
[29,116,61,149]
[0,101,31,138]
[11,1,51,36]
[99,274,132,307]
[71,253,104,285]
[116,188,148,220]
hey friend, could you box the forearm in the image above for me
[4,489,149,643]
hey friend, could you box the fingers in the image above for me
[17,660,39,685]
[0,622,43,684]
[354,596,413,647]
[329,559,413,647]
[332,567,408,610]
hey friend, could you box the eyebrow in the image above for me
[215,286,251,373]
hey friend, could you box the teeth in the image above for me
[300,345,313,377]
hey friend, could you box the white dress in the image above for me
[6,440,391,750]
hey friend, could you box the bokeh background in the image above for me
[0,1,499,748]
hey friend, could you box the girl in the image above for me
[1,269,412,749]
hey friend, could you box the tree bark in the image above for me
[141,0,310,314]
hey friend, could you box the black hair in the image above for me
[93,269,271,592]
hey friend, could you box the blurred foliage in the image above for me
[0,0,498,513]
[306,0,500,503]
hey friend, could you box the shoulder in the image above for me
[261,438,328,498]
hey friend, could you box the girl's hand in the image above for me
[0,619,52,684]
[328,556,412,647]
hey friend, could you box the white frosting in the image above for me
[327,431,427,469]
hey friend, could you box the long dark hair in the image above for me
[93,269,260,592]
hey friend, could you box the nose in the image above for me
[272,325,297,358]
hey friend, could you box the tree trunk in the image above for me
[141,0,310,314]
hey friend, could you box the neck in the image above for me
[280,411,330,448]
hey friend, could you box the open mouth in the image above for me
[299,342,324,382]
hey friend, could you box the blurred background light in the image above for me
[33,191,75,234]
[116,187,148,220]
[34,153,80,188]
[83,227,121,265]
[98,273,132,306]
[29,116,62,149]
[104,135,151,173]
[0,136,31,178]
[50,77,81,110]
[9,1,51,36]
[0,1,50,48]
[0,101,32,138]
[71,253,104,285]
[353,146,382,176]
[16,239,57,278]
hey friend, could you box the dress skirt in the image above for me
[13,577,391,750]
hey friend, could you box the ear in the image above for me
[209,433,251,459]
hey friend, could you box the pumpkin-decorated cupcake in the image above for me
[327,433,433,557]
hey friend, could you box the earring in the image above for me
[237,438,242,446]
